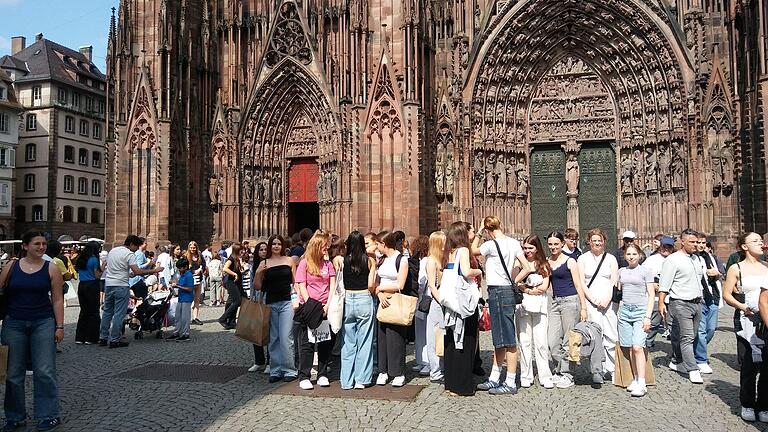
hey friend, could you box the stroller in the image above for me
[125,290,172,339]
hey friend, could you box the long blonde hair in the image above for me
[185,241,200,263]
[304,229,330,275]
[428,231,446,282]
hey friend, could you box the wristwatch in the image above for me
[55,325,64,330]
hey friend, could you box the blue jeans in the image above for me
[694,301,719,364]
[618,303,648,348]
[100,285,129,342]
[340,291,375,389]
[487,285,517,348]
[268,300,297,378]
[1,317,59,422]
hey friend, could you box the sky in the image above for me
[0,0,120,72]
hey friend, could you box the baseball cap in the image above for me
[660,236,675,247]
[622,230,636,239]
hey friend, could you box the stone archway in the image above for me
[466,0,695,242]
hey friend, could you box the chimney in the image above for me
[79,46,93,62]
[35,33,43,42]
[11,36,25,55]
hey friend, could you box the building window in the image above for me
[32,86,41,101]
[25,114,36,131]
[91,152,101,168]
[32,205,43,222]
[79,119,88,136]
[0,148,15,167]
[72,93,80,108]
[77,177,87,194]
[24,174,35,192]
[63,175,73,193]
[57,88,67,104]
[91,179,101,196]
[97,100,105,114]
[0,183,8,207]
[78,149,88,165]
[63,206,73,222]
[0,86,6,100]
[93,123,101,139]
[91,208,100,224]
[85,97,93,112]
[25,143,36,162]
[65,116,75,133]
[64,145,74,163]
[0,113,8,133]
[77,207,87,223]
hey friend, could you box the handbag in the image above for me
[376,291,417,326]
[492,239,524,304]
[0,259,17,321]
[417,292,432,313]
[438,249,480,315]
[478,304,491,331]
[235,297,271,346]
[327,268,345,333]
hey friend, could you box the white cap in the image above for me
[622,230,636,239]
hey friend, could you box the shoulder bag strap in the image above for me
[492,239,515,285]
[587,253,607,289]
[736,262,743,292]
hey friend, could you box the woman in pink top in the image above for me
[294,229,337,390]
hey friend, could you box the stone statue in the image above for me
[670,142,685,189]
[272,171,281,203]
[645,147,658,191]
[56,206,64,222]
[721,143,734,187]
[330,168,338,199]
[658,145,671,190]
[506,157,517,195]
[620,153,633,194]
[516,160,529,197]
[485,152,497,194]
[495,153,507,195]
[208,172,220,206]
[445,153,454,196]
[632,149,644,193]
[242,170,253,203]
[262,173,272,203]
[435,150,445,195]
[316,170,325,201]
[565,153,579,195]
[473,151,484,194]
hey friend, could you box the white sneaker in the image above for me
[697,363,713,374]
[668,362,679,372]
[520,379,533,388]
[742,407,756,422]
[354,383,365,390]
[299,379,314,390]
[247,364,261,372]
[627,381,638,392]
[555,374,574,389]
[758,411,768,422]
[317,376,330,387]
[376,373,389,385]
[630,384,647,397]
[540,378,555,389]
[263,365,271,375]
[689,370,704,384]
[391,375,406,387]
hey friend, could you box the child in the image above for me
[168,257,194,342]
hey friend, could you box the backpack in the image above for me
[395,254,419,297]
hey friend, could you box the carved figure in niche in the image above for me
[316,169,326,201]
[435,150,445,195]
[670,142,686,189]
[262,172,272,203]
[486,152,497,194]
[272,171,282,203]
[495,154,508,195]
[208,172,221,207]
[566,153,579,195]
[330,167,338,199]
[472,152,484,194]
[243,169,253,203]
[658,144,671,190]
[721,143,734,187]
[620,153,633,194]
[445,153,454,196]
[506,157,517,194]
[516,159,529,197]
[323,170,333,201]
[632,149,644,193]
[645,147,658,191]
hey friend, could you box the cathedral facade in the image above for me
[105,0,768,249]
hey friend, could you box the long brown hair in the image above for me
[304,229,330,275]
[524,234,551,277]
[443,221,469,267]
[228,243,243,272]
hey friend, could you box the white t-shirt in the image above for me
[156,252,174,284]
[208,259,223,281]
[377,252,402,288]
[479,237,522,286]
[105,246,137,287]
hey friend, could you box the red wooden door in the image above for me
[288,159,318,203]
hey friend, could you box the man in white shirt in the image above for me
[658,229,705,383]
[642,236,674,347]
[100,235,163,348]
[155,245,174,288]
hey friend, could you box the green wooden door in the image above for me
[578,145,618,251]
[530,148,567,239]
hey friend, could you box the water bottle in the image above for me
[291,292,299,309]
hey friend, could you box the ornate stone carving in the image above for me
[658,144,671,190]
[485,152,497,194]
[516,158,529,197]
[670,141,686,189]
[473,151,484,194]
[565,153,580,195]
[262,172,272,204]
[620,153,633,194]
[272,171,282,204]
[632,149,644,193]
[444,153,454,197]
[645,146,658,191]
[242,169,253,204]
[264,2,312,68]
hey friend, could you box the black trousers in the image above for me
[377,321,408,377]
[219,281,241,325]
[298,326,336,380]
[738,336,768,410]
[445,311,479,396]
[253,344,267,365]
[75,280,101,343]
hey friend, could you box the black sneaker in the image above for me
[36,417,61,431]
[176,335,190,342]
[98,339,108,347]
[108,341,130,349]
[268,375,282,383]
[166,333,179,340]
[191,319,203,326]
[218,320,229,329]
[1,420,24,432]
[283,375,297,383]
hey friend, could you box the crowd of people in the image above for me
[1,222,768,429]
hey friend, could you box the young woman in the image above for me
[411,235,430,375]
[186,241,206,326]
[74,241,103,345]
[425,231,446,383]
[516,234,554,389]
[547,231,588,389]
[577,228,619,383]
[473,216,529,395]
[295,230,337,390]
[375,231,413,387]
[364,232,379,260]
[0,232,65,431]
[724,232,768,422]
[253,235,298,383]
[442,222,483,396]
[339,231,377,389]
[616,244,655,397]
[218,243,243,329]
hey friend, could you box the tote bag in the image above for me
[376,292,417,326]
[439,249,480,316]
[327,269,345,333]
[235,297,271,346]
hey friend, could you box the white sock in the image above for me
[505,373,516,388]
[489,365,502,382]
[637,378,646,387]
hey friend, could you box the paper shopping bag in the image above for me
[0,345,8,382]
[235,298,271,346]
[613,346,656,387]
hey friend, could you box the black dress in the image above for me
[444,310,479,396]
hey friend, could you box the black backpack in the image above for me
[395,254,419,297]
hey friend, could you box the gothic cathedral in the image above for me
[105,0,768,248]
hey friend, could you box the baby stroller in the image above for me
[126,290,172,339]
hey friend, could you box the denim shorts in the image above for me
[487,285,517,348]
[618,303,648,348]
